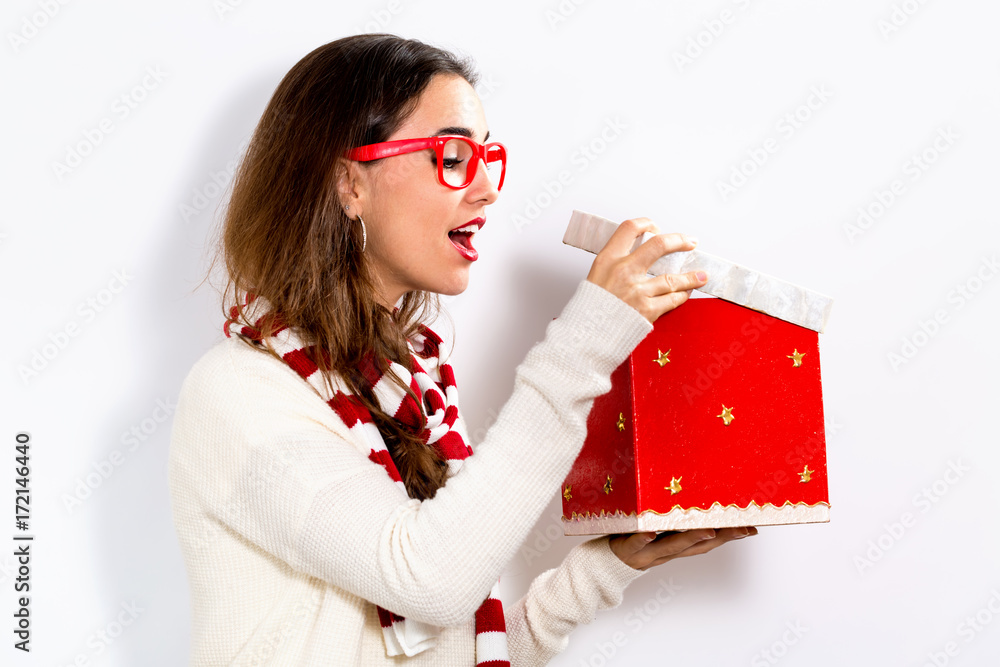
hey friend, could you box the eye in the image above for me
[433,153,465,170]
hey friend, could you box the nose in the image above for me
[466,156,500,205]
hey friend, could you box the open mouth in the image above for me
[448,229,476,252]
[448,219,483,260]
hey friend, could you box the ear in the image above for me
[334,157,369,215]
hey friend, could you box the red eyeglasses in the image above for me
[346,135,507,191]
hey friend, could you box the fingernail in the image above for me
[687,236,699,246]
[701,530,716,541]
[696,271,708,282]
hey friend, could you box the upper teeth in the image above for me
[452,223,480,234]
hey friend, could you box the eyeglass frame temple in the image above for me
[346,136,507,191]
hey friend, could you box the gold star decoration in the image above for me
[563,485,572,501]
[799,465,814,483]
[787,349,806,367]
[666,476,683,495]
[603,475,613,495]
[654,349,672,367]
[717,405,735,426]
[617,412,625,431]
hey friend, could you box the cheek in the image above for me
[366,163,464,248]
[367,192,444,258]
[377,153,433,192]
[370,163,439,220]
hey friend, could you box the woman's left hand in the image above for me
[608,527,757,571]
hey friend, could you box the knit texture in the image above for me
[168,279,654,666]
[222,298,508,663]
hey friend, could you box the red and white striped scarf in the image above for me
[224,296,510,665]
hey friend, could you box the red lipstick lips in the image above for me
[448,217,484,262]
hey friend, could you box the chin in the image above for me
[436,284,469,298]
[432,273,470,298]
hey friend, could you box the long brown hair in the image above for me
[213,34,479,501]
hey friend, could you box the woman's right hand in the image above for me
[585,217,707,324]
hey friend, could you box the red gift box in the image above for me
[561,297,830,534]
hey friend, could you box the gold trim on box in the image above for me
[561,501,831,535]
[565,508,637,521]
[641,499,831,516]
[563,499,829,520]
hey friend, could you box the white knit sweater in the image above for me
[168,279,655,666]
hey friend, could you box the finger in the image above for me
[628,232,699,274]
[647,270,709,297]
[652,292,691,316]
[607,531,658,567]
[681,526,755,550]
[652,530,681,539]
[596,218,661,259]
[727,526,758,539]
[649,527,757,564]
[646,288,693,317]
[634,529,716,568]
[690,527,752,550]
[622,532,658,559]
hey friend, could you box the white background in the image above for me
[3,0,1000,665]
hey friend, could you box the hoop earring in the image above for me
[356,214,367,253]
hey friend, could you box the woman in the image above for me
[168,34,755,666]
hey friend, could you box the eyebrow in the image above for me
[433,126,491,142]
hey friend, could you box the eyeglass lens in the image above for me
[441,138,503,188]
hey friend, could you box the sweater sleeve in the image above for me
[505,536,648,667]
[170,278,652,628]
